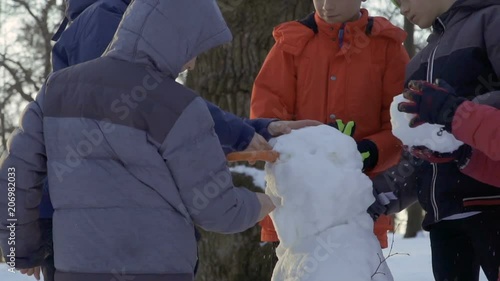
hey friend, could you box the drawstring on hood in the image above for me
[104,0,232,78]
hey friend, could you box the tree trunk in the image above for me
[187,1,313,280]
[0,111,6,152]
[195,172,276,281]
[404,202,424,238]
[186,0,314,116]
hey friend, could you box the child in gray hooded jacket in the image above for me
[0,1,274,280]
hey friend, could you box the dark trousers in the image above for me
[40,218,55,281]
[429,212,500,281]
[41,254,55,281]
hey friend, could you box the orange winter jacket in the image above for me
[251,10,409,248]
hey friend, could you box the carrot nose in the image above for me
[226,150,280,163]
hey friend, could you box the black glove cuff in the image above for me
[443,97,467,132]
[357,139,379,171]
[456,144,473,170]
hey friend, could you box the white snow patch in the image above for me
[230,165,266,190]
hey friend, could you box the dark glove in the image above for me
[367,189,395,221]
[397,79,466,132]
[357,139,379,171]
[404,144,472,164]
[328,120,377,170]
[329,119,356,137]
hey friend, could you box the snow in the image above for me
[265,125,392,281]
[230,165,266,190]
[0,265,43,281]
[382,232,488,281]
[390,94,463,153]
[0,234,488,281]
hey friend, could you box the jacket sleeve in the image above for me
[161,97,261,234]
[205,101,255,153]
[484,6,500,78]
[372,152,419,215]
[459,149,500,188]
[364,42,409,175]
[250,44,297,120]
[452,101,500,161]
[0,87,47,268]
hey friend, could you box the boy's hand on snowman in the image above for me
[397,79,466,132]
[357,140,379,171]
[329,119,356,137]
[328,120,376,170]
[256,192,276,221]
[245,133,273,152]
[367,189,391,220]
[267,120,322,137]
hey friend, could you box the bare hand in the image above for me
[267,120,322,137]
[256,193,276,221]
[244,133,272,152]
[19,267,41,280]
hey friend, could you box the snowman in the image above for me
[264,125,393,281]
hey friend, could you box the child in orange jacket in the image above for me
[251,0,409,250]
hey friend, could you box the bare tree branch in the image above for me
[0,56,34,102]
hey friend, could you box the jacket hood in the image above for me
[433,0,500,32]
[104,0,232,77]
[473,91,500,108]
[273,9,406,56]
[65,0,132,21]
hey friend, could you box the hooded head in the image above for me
[64,0,99,21]
[396,0,499,29]
[104,0,232,77]
[64,0,132,20]
[473,91,500,109]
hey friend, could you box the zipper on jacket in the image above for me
[338,23,346,49]
[426,17,445,221]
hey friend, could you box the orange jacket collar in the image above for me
[314,9,369,36]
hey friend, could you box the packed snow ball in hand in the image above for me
[390,94,463,153]
[265,125,393,281]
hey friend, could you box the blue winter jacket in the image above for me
[40,0,274,218]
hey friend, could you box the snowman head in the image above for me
[264,125,374,246]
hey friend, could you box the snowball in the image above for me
[390,94,463,153]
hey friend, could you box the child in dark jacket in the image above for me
[398,83,500,187]
[391,0,500,280]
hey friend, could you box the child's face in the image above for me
[396,0,450,29]
[313,0,363,24]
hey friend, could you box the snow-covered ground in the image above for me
[0,234,487,281]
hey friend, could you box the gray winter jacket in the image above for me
[0,1,261,280]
